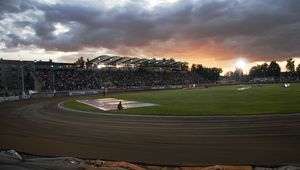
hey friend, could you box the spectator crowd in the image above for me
[36,69,204,91]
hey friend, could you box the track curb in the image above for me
[58,101,300,119]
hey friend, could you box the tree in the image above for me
[181,64,189,71]
[249,63,269,78]
[224,71,234,77]
[297,64,300,79]
[210,67,222,81]
[190,64,222,82]
[249,65,260,78]
[191,64,196,72]
[196,64,204,75]
[286,58,295,72]
[261,63,269,77]
[75,56,85,68]
[234,68,243,76]
[86,58,93,69]
[268,60,281,77]
[234,68,243,81]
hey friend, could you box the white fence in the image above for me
[0,96,20,103]
[151,85,183,90]
[0,95,31,103]
[0,86,184,103]
[68,90,100,96]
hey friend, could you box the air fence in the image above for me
[0,85,186,103]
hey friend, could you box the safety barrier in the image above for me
[0,96,20,103]
[68,90,101,96]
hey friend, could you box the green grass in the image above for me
[63,83,300,116]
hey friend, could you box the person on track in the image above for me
[117,101,123,110]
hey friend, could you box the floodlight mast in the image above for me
[51,65,56,93]
[21,63,24,97]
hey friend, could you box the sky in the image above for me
[0,0,300,73]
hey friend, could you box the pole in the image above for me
[51,65,55,93]
[21,65,25,98]
[53,71,55,92]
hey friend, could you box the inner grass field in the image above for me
[63,83,300,116]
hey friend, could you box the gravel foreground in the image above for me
[1,150,300,170]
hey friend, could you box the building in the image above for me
[0,59,76,96]
[34,60,76,70]
[0,59,34,96]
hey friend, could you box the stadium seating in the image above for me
[35,69,204,91]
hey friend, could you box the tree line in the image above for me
[75,56,92,68]
[248,58,300,79]
[249,60,281,78]
[190,64,223,82]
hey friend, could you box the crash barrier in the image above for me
[108,85,184,93]
[30,92,54,98]
[0,84,242,103]
[151,85,183,90]
[0,95,30,103]
[2,82,292,103]
[68,90,101,96]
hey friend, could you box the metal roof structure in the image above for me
[102,56,123,65]
[90,55,188,71]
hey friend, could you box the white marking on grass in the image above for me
[77,98,158,111]
[237,85,252,91]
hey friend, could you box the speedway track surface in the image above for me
[0,96,300,166]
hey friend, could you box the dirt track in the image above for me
[0,96,300,166]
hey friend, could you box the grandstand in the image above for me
[35,69,201,91]
[0,56,203,97]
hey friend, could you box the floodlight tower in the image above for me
[51,65,56,93]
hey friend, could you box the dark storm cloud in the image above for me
[0,0,33,15]
[2,0,300,61]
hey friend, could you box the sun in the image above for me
[235,58,247,69]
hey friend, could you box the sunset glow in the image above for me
[0,0,300,72]
[235,58,247,69]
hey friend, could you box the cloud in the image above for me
[1,0,300,63]
[0,0,34,16]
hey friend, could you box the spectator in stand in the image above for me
[35,69,203,91]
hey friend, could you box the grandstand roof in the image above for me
[102,56,123,65]
[115,57,131,64]
[90,55,188,70]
